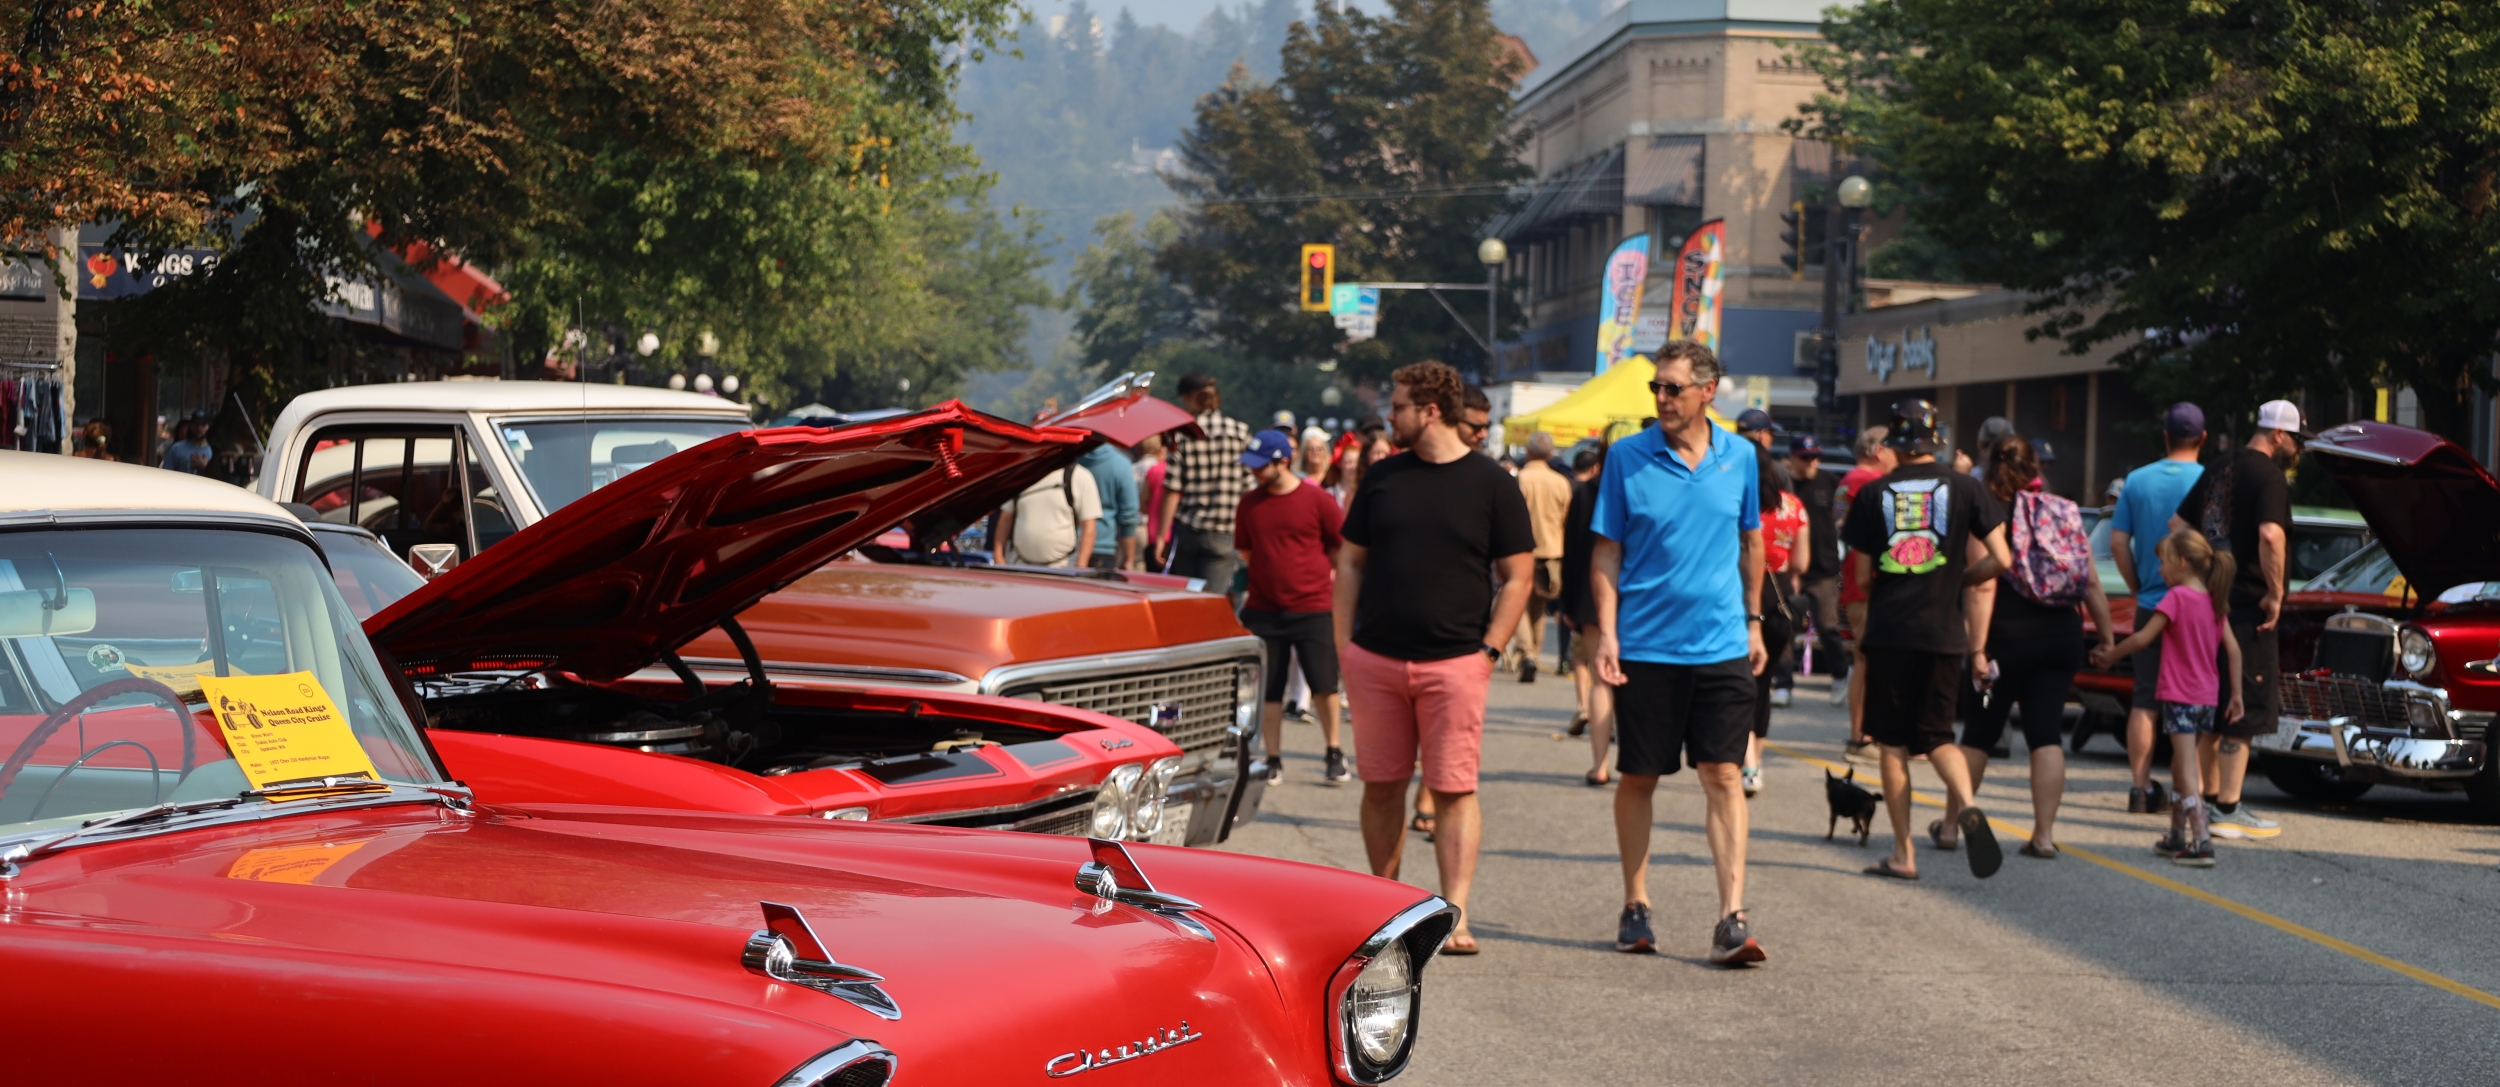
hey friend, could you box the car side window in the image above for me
[296,425,482,563]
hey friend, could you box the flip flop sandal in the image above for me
[2019,841,2059,860]
[1584,771,1610,787]
[1927,819,1959,852]
[1567,712,1589,737]
[1862,859,1919,880]
[1410,813,1436,842]
[1441,931,1481,955]
[1959,807,2003,879]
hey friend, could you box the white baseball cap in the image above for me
[2257,399,2308,437]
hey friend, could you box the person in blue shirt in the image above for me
[2108,403,2207,815]
[1080,441,1142,571]
[1590,342,1767,966]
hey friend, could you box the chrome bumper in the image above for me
[2253,717,2486,780]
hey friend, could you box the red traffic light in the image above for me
[1308,251,1329,268]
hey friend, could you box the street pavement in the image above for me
[1221,661,2500,1086]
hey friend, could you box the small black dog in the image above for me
[1825,768,1878,846]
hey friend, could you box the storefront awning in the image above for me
[1488,145,1625,243]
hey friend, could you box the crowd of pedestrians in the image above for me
[1016,354,2311,962]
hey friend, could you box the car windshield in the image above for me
[0,528,440,837]
[311,527,427,619]
[2303,540,2404,597]
[2287,517,2369,591]
[494,417,750,513]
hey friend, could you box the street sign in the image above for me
[1342,315,1379,341]
[1332,285,1380,340]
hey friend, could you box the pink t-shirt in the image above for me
[2154,585,2222,706]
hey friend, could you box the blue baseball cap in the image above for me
[1240,428,1295,469]
[2164,402,2206,440]
[1735,409,1781,434]
[1788,434,1823,458]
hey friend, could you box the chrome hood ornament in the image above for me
[1073,837,1211,940]
[742,900,901,1019]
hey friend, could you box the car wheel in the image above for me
[2258,754,2372,804]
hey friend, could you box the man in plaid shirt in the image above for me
[1156,373,1255,594]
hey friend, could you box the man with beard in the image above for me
[2168,400,2302,842]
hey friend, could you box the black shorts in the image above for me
[1240,609,1340,703]
[1615,658,1754,775]
[1863,646,1963,755]
[2223,609,2278,738]
[2130,641,2161,708]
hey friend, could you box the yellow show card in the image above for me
[125,659,246,699]
[197,671,381,791]
[226,839,371,884]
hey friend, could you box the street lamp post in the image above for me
[1477,237,1507,374]
[1814,175,1874,413]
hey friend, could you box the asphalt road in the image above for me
[1221,662,2500,1086]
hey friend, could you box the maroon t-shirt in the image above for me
[1234,481,1344,613]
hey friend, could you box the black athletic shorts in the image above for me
[1862,646,1963,756]
[1240,609,1341,703]
[2222,609,2277,738]
[1615,658,1754,775]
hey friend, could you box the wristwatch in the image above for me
[1745,614,1765,623]
[1481,643,1502,662]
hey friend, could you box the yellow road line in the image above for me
[1763,740,2500,1012]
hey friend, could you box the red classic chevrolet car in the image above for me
[0,449,1454,1086]
[252,377,1267,844]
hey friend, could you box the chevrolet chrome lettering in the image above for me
[1044,1022,1206,1077]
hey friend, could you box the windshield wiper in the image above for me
[0,780,473,879]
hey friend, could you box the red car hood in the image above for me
[369,401,1089,681]
[7,803,1422,1084]
[2306,421,2500,602]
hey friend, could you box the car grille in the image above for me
[1015,805,1096,837]
[2279,672,2409,729]
[895,791,1097,835]
[1037,662,1242,755]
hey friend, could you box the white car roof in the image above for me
[1,451,298,520]
[274,380,753,420]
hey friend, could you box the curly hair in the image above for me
[1393,361,1464,425]
[1985,434,2039,503]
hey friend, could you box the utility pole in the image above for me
[1815,175,1873,414]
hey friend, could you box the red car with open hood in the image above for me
[0,449,1455,1086]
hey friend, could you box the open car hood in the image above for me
[2305,421,2500,602]
[369,401,1089,680]
[894,375,1202,551]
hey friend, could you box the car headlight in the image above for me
[1127,756,1183,839]
[1328,898,1455,1083]
[1235,661,1262,732]
[1092,762,1143,839]
[1346,940,1413,1065]
[2398,628,2438,678]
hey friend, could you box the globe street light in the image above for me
[1837,174,1873,209]
[1477,237,1507,370]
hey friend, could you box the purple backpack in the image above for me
[2005,489,2092,606]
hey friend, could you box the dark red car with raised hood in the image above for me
[2246,421,2500,814]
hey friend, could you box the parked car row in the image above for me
[0,400,1454,1084]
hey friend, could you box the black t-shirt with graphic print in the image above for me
[1840,460,2004,655]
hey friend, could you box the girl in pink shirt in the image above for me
[2094,529,2241,866]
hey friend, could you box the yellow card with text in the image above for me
[126,659,248,699]
[197,671,380,791]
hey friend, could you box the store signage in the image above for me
[1865,326,1937,383]
[75,243,220,300]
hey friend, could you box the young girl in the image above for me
[2092,529,2242,866]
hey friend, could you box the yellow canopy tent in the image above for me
[1500,355,1733,445]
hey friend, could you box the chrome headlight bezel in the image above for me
[1092,762,1144,839]
[1327,897,1458,1084]
[1128,755,1183,839]
[772,1039,895,1087]
[1235,660,1263,731]
[2398,627,2438,679]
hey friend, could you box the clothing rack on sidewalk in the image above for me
[1,359,68,452]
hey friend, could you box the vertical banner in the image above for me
[1592,234,1651,374]
[1666,219,1727,353]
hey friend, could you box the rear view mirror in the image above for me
[407,543,461,580]
[0,588,98,637]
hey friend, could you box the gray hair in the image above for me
[1853,426,1889,461]
[1525,432,1556,458]
[1653,340,1724,389]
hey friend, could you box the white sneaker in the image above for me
[1829,681,1849,707]
[1741,766,1761,797]
[2209,806,2282,840]
[1770,687,1793,708]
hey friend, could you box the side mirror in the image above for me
[0,588,98,637]
[406,543,462,580]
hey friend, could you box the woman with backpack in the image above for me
[1956,435,2114,859]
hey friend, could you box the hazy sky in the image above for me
[1024,0,1383,34]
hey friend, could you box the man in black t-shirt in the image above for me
[1787,435,1843,685]
[1841,401,2012,880]
[1335,361,1535,957]
[2169,399,2302,841]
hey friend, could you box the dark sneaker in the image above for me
[2146,780,2171,813]
[2172,840,2216,867]
[2152,833,2187,858]
[1708,911,1766,966]
[1323,748,1351,784]
[1615,903,1656,954]
[1520,660,1538,684]
[1264,754,1283,784]
[2128,787,2151,814]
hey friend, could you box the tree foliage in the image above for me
[1157,0,1528,386]
[1794,0,2500,440]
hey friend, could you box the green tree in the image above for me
[1793,0,2500,440]
[1159,0,1528,385]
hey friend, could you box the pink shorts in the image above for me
[1343,642,1491,793]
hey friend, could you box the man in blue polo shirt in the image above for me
[1592,341,1768,966]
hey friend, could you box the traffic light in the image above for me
[1299,244,1335,312]
[1778,202,1806,279]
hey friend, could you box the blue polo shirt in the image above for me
[1591,423,1761,665]
[2112,458,2203,609]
